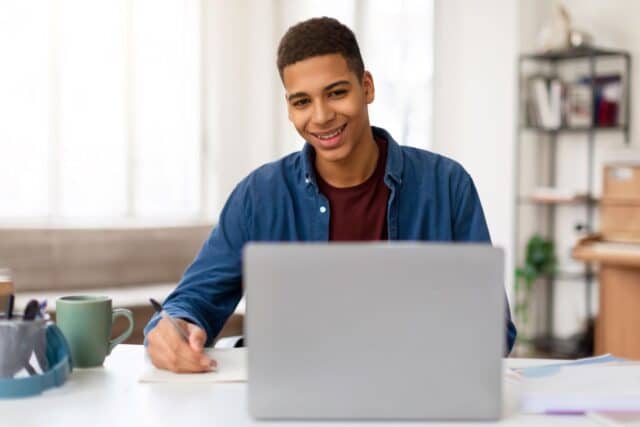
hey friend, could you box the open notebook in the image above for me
[139,347,247,383]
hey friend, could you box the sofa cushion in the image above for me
[0,225,211,292]
[13,283,246,315]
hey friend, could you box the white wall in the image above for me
[433,0,519,297]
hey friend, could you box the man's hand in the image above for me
[146,318,217,373]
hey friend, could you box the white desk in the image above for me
[1,345,598,427]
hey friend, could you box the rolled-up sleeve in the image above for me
[143,179,251,347]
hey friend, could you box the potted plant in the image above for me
[514,234,557,348]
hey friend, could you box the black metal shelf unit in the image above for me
[514,46,631,358]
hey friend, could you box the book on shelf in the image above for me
[525,74,625,130]
[527,77,562,129]
[565,82,593,127]
[579,74,624,127]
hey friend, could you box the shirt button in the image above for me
[319,206,327,214]
[305,178,310,184]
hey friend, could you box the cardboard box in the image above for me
[603,164,640,199]
[601,164,640,242]
[600,199,640,242]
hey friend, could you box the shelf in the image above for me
[517,196,598,205]
[520,125,628,134]
[515,45,631,358]
[517,194,598,205]
[520,46,630,61]
[530,329,594,359]
[542,270,596,282]
[515,269,595,282]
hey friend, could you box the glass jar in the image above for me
[0,268,13,317]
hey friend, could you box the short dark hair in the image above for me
[277,17,365,82]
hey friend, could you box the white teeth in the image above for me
[314,126,344,140]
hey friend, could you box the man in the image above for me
[144,17,517,373]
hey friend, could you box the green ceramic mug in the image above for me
[56,296,133,368]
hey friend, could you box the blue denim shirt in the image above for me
[144,126,517,354]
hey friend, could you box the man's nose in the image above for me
[311,100,335,125]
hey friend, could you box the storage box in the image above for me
[603,164,640,199]
[601,163,640,242]
[600,199,640,242]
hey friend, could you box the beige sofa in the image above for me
[0,225,244,344]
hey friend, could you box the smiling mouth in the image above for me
[309,124,347,140]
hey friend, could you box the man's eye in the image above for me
[329,89,347,98]
[293,99,310,108]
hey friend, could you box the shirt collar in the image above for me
[301,125,404,189]
[372,126,403,186]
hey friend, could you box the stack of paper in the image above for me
[519,355,640,414]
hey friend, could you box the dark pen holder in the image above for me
[0,314,73,398]
[0,314,49,378]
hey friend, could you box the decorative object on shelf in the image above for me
[537,3,571,52]
[569,29,593,49]
[537,3,594,53]
[514,234,557,343]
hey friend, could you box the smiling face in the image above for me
[283,53,375,170]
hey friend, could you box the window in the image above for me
[360,0,433,150]
[0,0,201,222]
[1,0,433,223]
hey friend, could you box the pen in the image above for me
[6,294,14,320]
[149,298,190,342]
[23,299,40,321]
[39,299,48,318]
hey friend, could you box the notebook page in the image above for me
[139,347,247,383]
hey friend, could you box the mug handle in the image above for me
[108,308,134,354]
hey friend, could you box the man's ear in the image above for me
[362,71,375,104]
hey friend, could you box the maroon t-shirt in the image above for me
[316,137,390,241]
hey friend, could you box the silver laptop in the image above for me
[244,243,504,421]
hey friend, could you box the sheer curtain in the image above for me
[0,0,432,224]
[0,0,201,224]
[359,0,433,149]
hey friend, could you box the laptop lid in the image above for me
[244,243,504,420]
